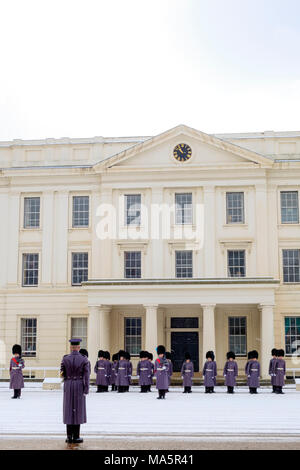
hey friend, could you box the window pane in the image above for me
[24,197,40,228]
[175,251,193,278]
[124,251,141,278]
[228,316,247,356]
[285,316,300,355]
[72,196,89,227]
[125,194,141,225]
[71,318,88,349]
[226,192,244,224]
[281,191,299,224]
[72,252,88,285]
[227,250,246,278]
[283,250,300,283]
[175,193,192,224]
[21,318,37,357]
[124,317,142,355]
[22,253,39,286]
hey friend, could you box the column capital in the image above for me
[258,303,275,310]
[144,304,159,309]
[201,303,216,309]
[89,304,111,313]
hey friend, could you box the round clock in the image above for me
[173,143,192,162]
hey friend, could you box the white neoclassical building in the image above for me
[0,124,300,379]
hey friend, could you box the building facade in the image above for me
[0,125,300,379]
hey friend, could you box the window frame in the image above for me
[124,251,142,279]
[175,250,193,278]
[226,191,245,225]
[124,194,142,226]
[227,249,246,278]
[280,190,299,225]
[228,316,247,357]
[20,318,37,357]
[282,249,300,284]
[22,253,39,287]
[124,317,142,356]
[175,192,193,225]
[72,195,90,228]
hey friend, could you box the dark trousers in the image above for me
[275,386,284,394]
[140,385,148,393]
[205,387,214,393]
[111,384,116,391]
[183,386,192,393]
[66,425,80,440]
[13,389,21,398]
[158,389,166,399]
[227,386,234,393]
[147,385,151,392]
[118,385,125,393]
[97,385,108,392]
[249,387,258,394]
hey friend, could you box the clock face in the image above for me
[173,143,192,162]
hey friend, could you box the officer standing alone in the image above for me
[60,338,90,444]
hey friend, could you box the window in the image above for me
[71,318,88,349]
[171,317,199,328]
[285,317,300,356]
[281,191,299,224]
[283,249,300,283]
[22,253,39,286]
[72,196,89,227]
[124,317,142,355]
[72,253,88,285]
[21,319,37,357]
[228,317,247,356]
[125,194,141,225]
[124,251,141,278]
[24,197,40,228]
[226,192,244,224]
[175,250,193,278]
[227,250,246,277]
[175,193,192,224]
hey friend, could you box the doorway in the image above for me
[171,331,199,372]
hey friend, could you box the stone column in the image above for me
[144,304,158,358]
[202,304,216,362]
[203,186,216,277]
[54,191,69,286]
[41,190,54,286]
[255,183,269,276]
[259,303,275,379]
[88,305,111,374]
[7,191,20,287]
[151,188,164,278]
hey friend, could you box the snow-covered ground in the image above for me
[0,384,300,437]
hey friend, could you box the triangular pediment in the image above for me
[93,125,274,171]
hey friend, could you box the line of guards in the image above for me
[80,345,287,399]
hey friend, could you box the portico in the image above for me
[83,277,279,379]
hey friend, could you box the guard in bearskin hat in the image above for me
[124,351,132,392]
[146,352,154,391]
[272,349,286,394]
[165,351,173,392]
[137,351,153,392]
[79,348,91,375]
[223,351,238,393]
[245,350,260,394]
[203,351,217,393]
[110,353,119,391]
[154,345,169,399]
[10,344,25,399]
[181,352,194,393]
[116,350,131,393]
[269,348,278,393]
[94,350,110,392]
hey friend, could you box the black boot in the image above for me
[205,387,209,393]
[66,425,73,443]
[272,385,276,393]
[17,389,21,398]
[157,389,163,399]
[183,386,188,393]
[72,425,83,444]
[11,389,18,399]
[187,386,192,393]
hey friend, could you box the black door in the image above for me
[171,332,199,372]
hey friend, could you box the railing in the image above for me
[0,367,60,379]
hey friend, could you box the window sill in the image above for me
[222,224,248,228]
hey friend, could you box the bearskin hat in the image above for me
[125,351,131,361]
[252,350,259,359]
[104,351,110,360]
[112,353,118,362]
[277,349,285,357]
[118,350,126,359]
[226,351,235,360]
[165,351,172,360]
[206,350,215,360]
[184,351,191,360]
[148,352,153,361]
[247,350,253,360]
[98,349,104,358]
[139,350,148,359]
[12,344,22,355]
[271,348,278,356]
[79,348,89,358]
[157,345,166,355]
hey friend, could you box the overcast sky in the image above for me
[0,0,300,140]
